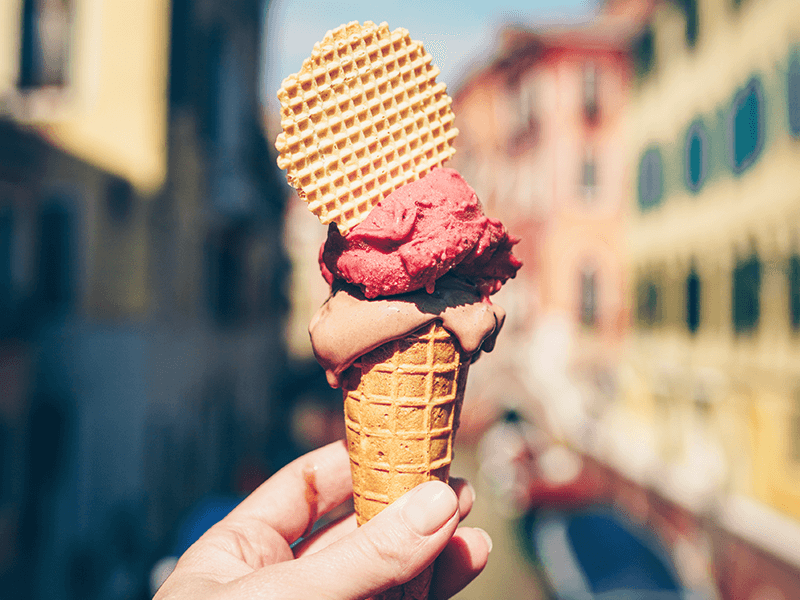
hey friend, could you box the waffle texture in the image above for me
[342,321,470,600]
[275,21,459,234]
[342,321,469,524]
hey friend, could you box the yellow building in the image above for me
[0,0,169,317]
[615,0,800,591]
[0,2,288,597]
[0,0,169,191]
[0,1,170,595]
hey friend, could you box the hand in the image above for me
[155,440,491,600]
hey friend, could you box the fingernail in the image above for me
[401,481,458,536]
[475,528,493,553]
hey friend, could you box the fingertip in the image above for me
[473,527,493,554]
[449,478,475,520]
[455,527,492,568]
[400,481,459,536]
[288,481,461,600]
[430,527,491,599]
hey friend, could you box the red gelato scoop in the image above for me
[320,168,522,298]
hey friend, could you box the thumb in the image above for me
[243,481,460,599]
[308,480,460,598]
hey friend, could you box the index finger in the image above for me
[224,440,352,545]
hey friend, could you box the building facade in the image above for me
[0,1,288,598]
[614,0,800,597]
[451,9,638,442]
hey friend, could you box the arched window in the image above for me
[580,267,598,328]
[684,120,708,192]
[206,225,246,326]
[37,203,72,311]
[788,50,800,138]
[18,0,73,89]
[789,254,800,330]
[729,77,764,174]
[792,388,800,462]
[638,146,663,211]
[0,418,7,501]
[636,276,662,327]
[0,209,12,318]
[633,27,655,80]
[686,264,701,334]
[679,0,699,48]
[732,250,761,334]
[105,177,134,226]
[581,146,597,199]
[583,62,599,123]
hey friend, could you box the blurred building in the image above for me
[451,0,645,442]
[0,0,287,598]
[451,1,726,597]
[609,0,800,597]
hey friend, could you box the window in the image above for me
[732,251,761,334]
[507,78,539,152]
[206,226,245,326]
[788,50,800,138]
[105,177,134,226]
[684,120,708,192]
[683,0,699,48]
[518,78,537,132]
[638,146,663,211]
[36,204,71,312]
[0,418,6,501]
[580,267,598,328]
[26,398,68,495]
[583,62,599,123]
[168,0,192,106]
[686,265,701,334]
[633,27,655,80]
[791,389,800,463]
[789,254,800,330]
[581,146,597,198]
[637,277,662,327]
[200,27,224,146]
[729,77,764,174]
[18,0,73,89]
[0,209,12,316]
[0,202,36,333]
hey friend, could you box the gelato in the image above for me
[310,274,506,388]
[320,168,521,298]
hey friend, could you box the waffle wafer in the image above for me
[275,21,459,234]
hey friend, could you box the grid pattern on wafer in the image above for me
[342,321,469,523]
[275,21,459,234]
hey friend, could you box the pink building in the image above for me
[452,5,646,434]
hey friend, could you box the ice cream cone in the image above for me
[277,20,519,600]
[341,321,470,599]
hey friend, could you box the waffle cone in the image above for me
[341,321,470,600]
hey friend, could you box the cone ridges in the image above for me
[342,321,468,525]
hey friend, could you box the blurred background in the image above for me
[1,0,800,598]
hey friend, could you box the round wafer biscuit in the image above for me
[275,21,459,234]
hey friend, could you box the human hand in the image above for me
[154,440,491,600]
